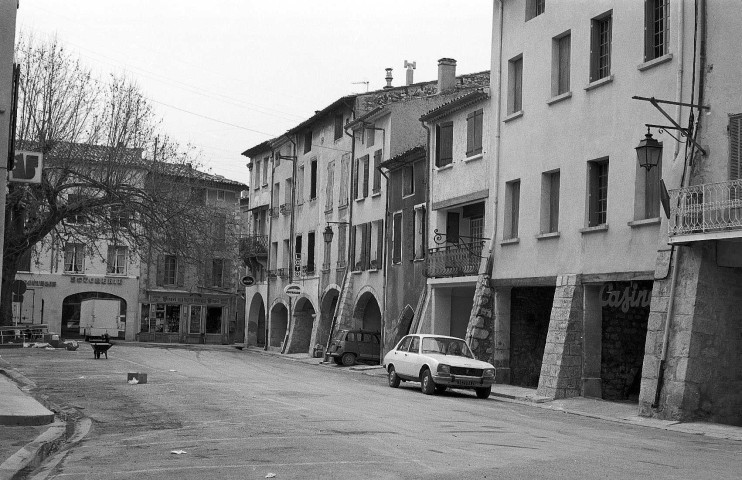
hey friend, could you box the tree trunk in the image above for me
[1,253,20,326]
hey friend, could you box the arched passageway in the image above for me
[353,292,381,333]
[270,303,288,348]
[285,297,316,354]
[62,292,127,339]
[248,294,266,347]
[318,289,340,348]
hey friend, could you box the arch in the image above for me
[247,293,266,347]
[318,287,341,347]
[62,292,127,339]
[353,290,382,333]
[269,302,288,348]
[285,296,316,354]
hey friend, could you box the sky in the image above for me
[15,0,493,184]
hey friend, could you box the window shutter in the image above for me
[730,115,742,180]
[393,213,402,264]
[224,259,233,288]
[204,258,213,287]
[106,246,115,273]
[350,226,357,269]
[156,254,165,286]
[466,112,475,156]
[440,122,453,165]
[363,155,370,197]
[589,20,597,82]
[364,223,372,270]
[435,125,442,167]
[353,157,359,199]
[550,172,561,232]
[376,220,384,267]
[407,210,415,259]
[473,110,483,155]
[446,212,460,243]
[373,150,382,192]
[176,256,185,287]
[338,223,347,267]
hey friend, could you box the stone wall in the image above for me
[465,275,495,363]
[509,287,554,388]
[537,274,583,399]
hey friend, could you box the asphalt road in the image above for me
[3,344,741,480]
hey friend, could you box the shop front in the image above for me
[139,291,234,344]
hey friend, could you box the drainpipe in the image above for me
[282,134,298,354]
[673,0,685,158]
[487,0,505,274]
[420,122,432,332]
[378,164,390,353]
[264,149,277,351]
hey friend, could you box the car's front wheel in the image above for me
[420,369,436,395]
[332,357,343,365]
[475,386,491,399]
[388,366,401,388]
[341,352,356,366]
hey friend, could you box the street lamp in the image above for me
[323,225,334,244]
[635,127,663,171]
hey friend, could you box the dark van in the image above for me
[328,329,381,366]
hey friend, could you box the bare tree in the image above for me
[2,35,241,325]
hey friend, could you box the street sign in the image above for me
[240,275,255,287]
[9,151,43,184]
[284,283,303,297]
[294,253,301,275]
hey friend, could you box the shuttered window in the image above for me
[325,161,335,211]
[730,114,742,180]
[505,180,520,239]
[466,109,483,156]
[392,212,402,264]
[362,154,370,198]
[435,122,453,167]
[375,220,384,269]
[310,159,318,200]
[373,149,382,193]
[556,34,571,95]
[508,56,523,114]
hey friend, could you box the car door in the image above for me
[406,336,422,379]
[389,336,413,377]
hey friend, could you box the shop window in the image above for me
[205,306,222,334]
[107,245,128,275]
[189,305,203,334]
[64,243,84,273]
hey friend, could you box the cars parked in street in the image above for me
[327,329,381,366]
[382,334,496,398]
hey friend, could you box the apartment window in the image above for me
[588,159,609,226]
[552,32,571,96]
[504,180,521,239]
[413,205,426,260]
[730,114,742,180]
[367,125,375,147]
[334,114,344,140]
[526,0,545,21]
[64,243,84,273]
[325,161,335,211]
[337,223,347,267]
[214,213,227,244]
[262,157,269,185]
[645,0,669,61]
[110,206,129,229]
[508,56,523,114]
[470,215,484,240]
[356,155,370,199]
[66,194,87,224]
[590,12,613,82]
[466,109,483,156]
[283,239,291,271]
[304,130,312,154]
[163,255,177,285]
[310,158,318,200]
[373,150,382,194]
[107,245,128,275]
[374,220,383,270]
[339,153,350,207]
[446,212,460,244]
[19,249,32,272]
[217,190,225,202]
[296,166,304,204]
[271,241,278,271]
[540,170,561,233]
[392,212,402,264]
[402,164,414,197]
[435,122,453,167]
[636,156,662,220]
[212,258,224,287]
[353,223,371,271]
[254,160,261,189]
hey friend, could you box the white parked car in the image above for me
[382,334,496,399]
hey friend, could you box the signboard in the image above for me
[240,275,255,287]
[294,253,301,275]
[284,283,303,297]
[9,151,43,184]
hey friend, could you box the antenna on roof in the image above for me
[351,81,370,92]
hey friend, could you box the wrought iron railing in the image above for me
[424,242,484,278]
[668,179,742,237]
[239,234,268,260]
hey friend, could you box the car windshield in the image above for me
[420,337,474,358]
[333,330,347,341]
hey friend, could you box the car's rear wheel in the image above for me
[420,369,436,395]
[341,352,356,366]
[388,366,401,388]
[475,386,491,399]
[435,385,447,393]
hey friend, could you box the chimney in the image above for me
[404,60,416,86]
[383,68,393,89]
[437,58,457,93]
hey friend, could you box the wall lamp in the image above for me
[323,221,350,244]
[635,127,663,171]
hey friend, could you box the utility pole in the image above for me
[0,0,19,324]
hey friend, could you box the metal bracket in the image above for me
[632,96,709,156]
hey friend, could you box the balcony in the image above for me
[668,179,742,244]
[424,242,484,278]
[239,235,268,262]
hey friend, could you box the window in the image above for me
[270,241,278,271]
[374,220,383,269]
[588,159,609,226]
[213,213,226,244]
[163,255,177,285]
[446,212,460,243]
[64,243,84,273]
[19,249,32,272]
[730,114,742,180]
[356,155,370,199]
[526,0,545,21]
[337,223,347,268]
[306,231,315,274]
[435,122,453,167]
[645,0,669,61]
[325,161,335,211]
[272,183,281,211]
[310,158,318,200]
[402,164,414,197]
[372,150,382,194]
[367,124,375,147]
[590,12,613,82]
[66,194,87,224]
[508,56,523,114]
[304,130,312,154]
[296,166,303,204]
[107,245,128,275]
[217,190,225,202]
[470,215,484,240]
[413,205,426,260]
[541,170,561,233]
[504,180,521,239]
[283,239,291,271]
[212,258,224,287]
[254,160,261,189]
[353,223,371,270]
[110,206,129,229]
[339,153,350,207]
[334,113,344,140]
[635,152,662,220]
[552,32,571,96]
[262,157,269,185]
[392,212,402,264]
[466,109,483,156]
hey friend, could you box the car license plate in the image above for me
[455,379,480,387]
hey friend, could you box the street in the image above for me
[2,344,741,480]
